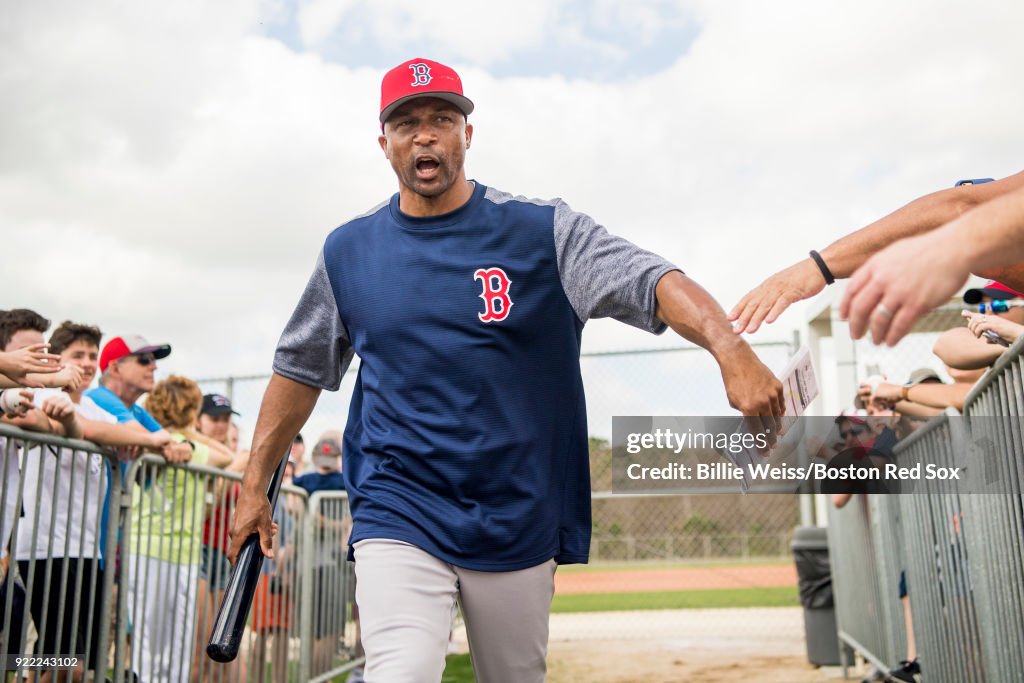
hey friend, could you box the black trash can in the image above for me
[792,526,843,666]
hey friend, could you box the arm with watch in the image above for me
[729,171,1024,334]
[870,379,974,413]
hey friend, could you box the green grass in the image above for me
[550,585,798,613]
[554,558,791,574]
[330,656,473,682]
[327,588,792,682]
[441,654,475,682]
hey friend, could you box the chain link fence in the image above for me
[851,305,969,399]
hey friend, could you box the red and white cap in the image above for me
[99,334,171,372]
[379,57,474,124]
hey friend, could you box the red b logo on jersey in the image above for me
[474,267,513,323]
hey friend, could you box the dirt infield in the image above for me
[544,607,847,683]
[449,564,860,681]
[554,563,797,594]
[452,606,851,682]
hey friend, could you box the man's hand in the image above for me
[962,310,1024,344]
[730,260,825,334]
[868,382,903,404]
[227,488,278,564]
[41,394,78,432]
[161,441,192,464]
[0,344,63,387]
[147,429,173,450]
[718,347,786,444]
[840,232,969,346]
[719,349,785,417]
[40,364,85,391]
[654,271,785,438]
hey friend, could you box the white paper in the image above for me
[780,345,818,417]
[726,346,819,492]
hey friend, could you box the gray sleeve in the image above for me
[554,201,680,333]
[272,250,354,391]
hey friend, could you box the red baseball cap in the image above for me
[379,58,474,124]
[962,280,1024,304]
[99,334,171,372]
[835,408,868,425]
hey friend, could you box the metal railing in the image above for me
[829,335,1024,682]
[1,426,120,682]
[827,492,904,673]
[961,334,1024,683]
[0,424,360,682]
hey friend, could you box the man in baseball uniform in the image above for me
[228,57,785,683]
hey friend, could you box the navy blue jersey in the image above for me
[274,182,676,571]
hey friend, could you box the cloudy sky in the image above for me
[4,0,1021,442]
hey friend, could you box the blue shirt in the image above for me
[86,385,162,432]
[86,384,163,567]
[273,182,675,571]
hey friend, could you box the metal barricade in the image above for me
[830,334,1024,683]
[830,412,984,680]
[894,411,984,683]
[866,492,907,668]
[827,492,900,673]
[2,424,364,683]
[120,454,216,683]
[299,491,360,683]
[0,423,121,681]
[242,478,309,683]
[119,454,316,683]
[962,335,1024,683]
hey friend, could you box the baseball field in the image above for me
[437,560,850,682]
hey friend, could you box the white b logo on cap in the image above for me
[409,63,432,86]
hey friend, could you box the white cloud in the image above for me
[296,0,555,63]
[296,0,356,46]
[4,0,1022,434]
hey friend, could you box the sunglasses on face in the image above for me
[127,353,155,366]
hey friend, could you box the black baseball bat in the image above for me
[206,452,289,662]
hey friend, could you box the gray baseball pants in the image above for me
[353,539,557,683]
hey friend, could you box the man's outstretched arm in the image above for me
[840,182,1024,345]
[227,373,321,563]
[730,170,1024,333]
[656,271,784,420]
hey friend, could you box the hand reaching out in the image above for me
[41,393,79,432]
[962,310,1024,345]
[730,260,825,334]
[161,441,193,465]
[0,344,63,388]
[148,429,173,450]
[48,364,85,391]
[839,232,969,345]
